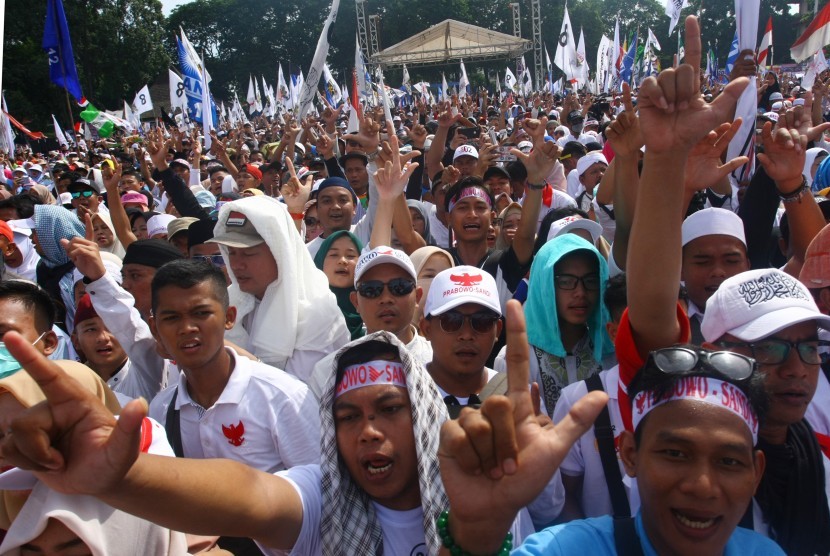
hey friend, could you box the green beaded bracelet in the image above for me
[436,510,513,556]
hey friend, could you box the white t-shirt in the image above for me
[426,203,450,249]
[273,464,534,556]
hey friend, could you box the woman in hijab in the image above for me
[406,200,431,244]
[522,234,616,416]
[806,148,830,192]
[0,360,121,530]
[3,229,39,282]
[759,71,781,111]
[494,202,523,251]
[30,205,85,332]
[26,185,57,206]
[409,246,454,329]
[90,212,126,259]
[313,230,365,340]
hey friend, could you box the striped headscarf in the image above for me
[320,331,448,556]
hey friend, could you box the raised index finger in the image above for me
[622,82,635,113]
[84,212,94,242]
[285,158,297,180]
[683,15,702,92]
[504,300,531,417]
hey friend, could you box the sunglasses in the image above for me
[70,190,95,198]
[356,278,416,299]
[435,310,501,334]
[717,339,830,366]
[646,346,756,383]
[554,273,601,291]
[304,217,320,227]
[192,254,226,267]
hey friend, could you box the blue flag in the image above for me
[176,36,216,124]
[620,30,638,86]
[725,31,739,74]
[42,0,84,103]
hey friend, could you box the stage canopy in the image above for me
[371,19,532,68]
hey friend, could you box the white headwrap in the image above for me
[5,232,39,281]
[92,212,126,259]
[0,482,189,556]
[576,151,608,177]
[216,196,348,370]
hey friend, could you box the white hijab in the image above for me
[216,197,349,370]
[803,147,828,188]
[0,482,189,555]
[6,232,39,281]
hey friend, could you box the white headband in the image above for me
[632,377,758,443]
[335,360,407,398]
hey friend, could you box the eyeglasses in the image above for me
[554,273,601,291]
[492,217,503,227]
[192,254,226,267]
[435,310,501,334]
[304,217,320,227]
[70,190,95,198]
[717,339,830,366]
[356,278,416,299]
[646,346,756,382]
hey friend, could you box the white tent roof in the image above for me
[371,19,531,67]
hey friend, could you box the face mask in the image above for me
[0,332,46,380]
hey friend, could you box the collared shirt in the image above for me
[149,348,321,473]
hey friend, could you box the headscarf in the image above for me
[807,148,830,191]
[32,205,84,268]
[27,184,57,206]
[525,234,613,362]
[0,361,121,530]
[406,199,431,243]
[494,202,523,251]
[409,246,454,278]
[91,212,126,259]
[319,332,449,556]
[5,232,39,282]
[216,197,349,369]
[313,230,365,341]
[0,482,188,555]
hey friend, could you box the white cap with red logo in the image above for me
[354,246,417,285]
[424,265,501,317]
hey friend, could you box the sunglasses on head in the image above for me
[645,346,756,383]
[70,190,95,198]
[435,310,500,334]
[192,254,226,267]
[717,339,830,366]
[356,278,416,299]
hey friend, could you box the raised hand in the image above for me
[605,83,643,157]
[438,301,607,553]
[409,123,428,150]
[374,123,420,201]
[280,158,312,214]
[61,213,107,282]
[316,131,335,159]
[684,119,749,192]
[757,120,807,187]
[512,118,560,184]
[147,128,171,171]
[637,16,748,155]
[102,160,123,194]
[437,100,461,129]
[355,115,381,153]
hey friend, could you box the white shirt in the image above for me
[520,188,577,234]
[426,203,450,249]
[274,464,534,556]
[149,348,321,473]
[85,272,170,401]
[552,366,639,518]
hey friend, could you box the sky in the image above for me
[160,0,194,16]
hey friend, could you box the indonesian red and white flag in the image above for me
[791,4,830,63]
[757,16,773,66]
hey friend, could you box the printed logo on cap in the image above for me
[356,247,406,274]
[737,272,808,308]
[226,211,247,227]
[456,145,476,157]
[450,272,484,287]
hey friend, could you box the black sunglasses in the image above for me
[436,310,500,334]
[356,278,416,299]
[645,346,756,383]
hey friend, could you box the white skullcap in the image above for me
[681,207,746,247]
[576,152,608,177]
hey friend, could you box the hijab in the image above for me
[313,230,365,341]
[494,202,523,251]
[319,332,449,556]
[27,185,57,206]
[806,148,829,191]
[406,199,431,243]
[92,212,126,259]
[409,246,454,278]
[5,232,39,282]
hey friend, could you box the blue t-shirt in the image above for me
[512,512,784,555]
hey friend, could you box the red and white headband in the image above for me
[335,360,407,398]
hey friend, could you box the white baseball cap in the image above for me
[702,268,830,342]
[424,265,501,317]
[546,215,603,244]
[681,207,746,247]
[453,144,479,161]
[517,140,533,152]
[146,214,176,238]
[354,246,417,285]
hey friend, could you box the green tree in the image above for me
[3,0,170,131]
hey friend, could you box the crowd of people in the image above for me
[0,15,827,555]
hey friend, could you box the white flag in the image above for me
[169,69,186,111]
[554,5,578,81]
[521,55,533,95]
[201,53,214,150]
[596,35,611,93]
[123,101,138,132]
[323,64,342,105]
[277,63,291,109]
[247,76,257,114]
[376,69,394,124]
[132,85,153,115]
[402,64,411,88]
[647,28,662,51]
[666,0,690,36]
[504,67,518,93]
[545,44,553,90]
[459,59,470,98]
[297,0,341,118]
[441,73,449,101]
[802,48,829,90]
[51,114,68,147]
[575,28,589,88]
[612,18,621,77]
[726,0,760,184]
[0,96,16,154]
